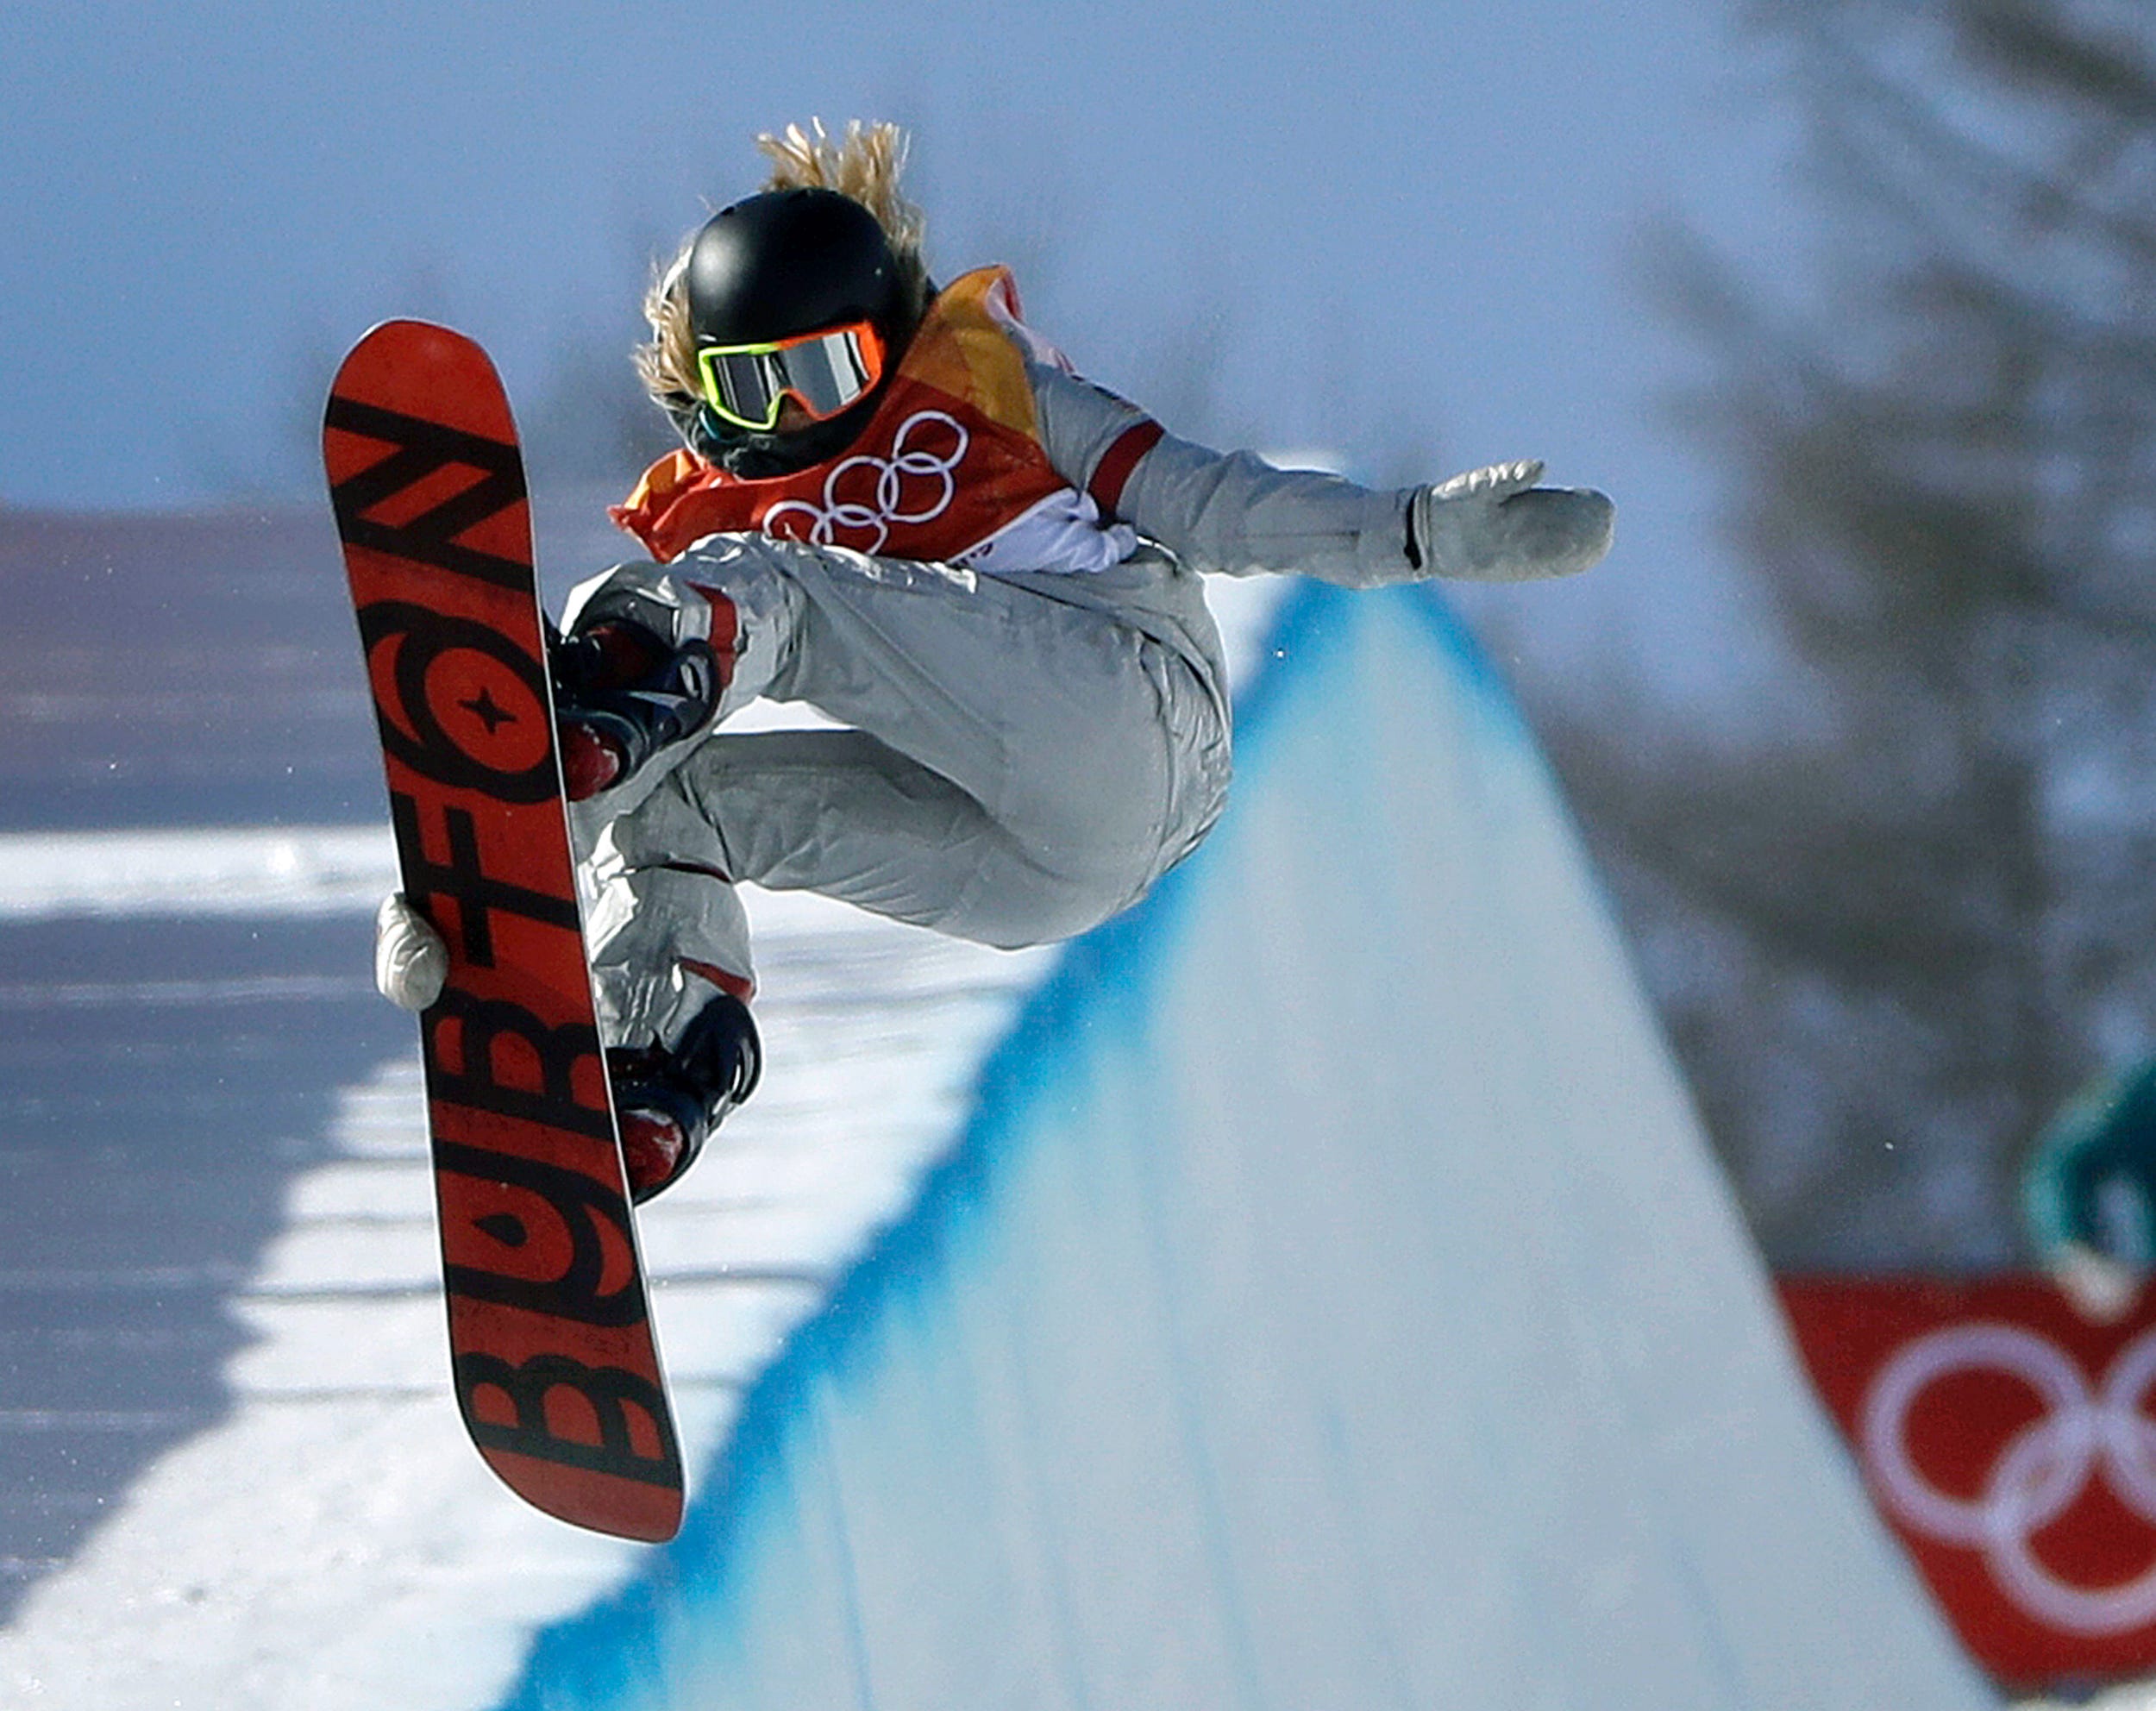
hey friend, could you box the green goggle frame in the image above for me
[693,321,887,433]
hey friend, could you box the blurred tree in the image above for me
[1541,0,2156,1269]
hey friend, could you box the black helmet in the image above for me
[686,186,906,353]
[678,187,911,474]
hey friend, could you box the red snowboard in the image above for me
[324,320,682,1542]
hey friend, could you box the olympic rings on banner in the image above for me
[762,411,970,555]
[1862,1322,2156,1635]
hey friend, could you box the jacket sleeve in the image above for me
[1027,360,1420,586]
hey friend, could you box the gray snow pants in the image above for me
[562,533,1231,1050]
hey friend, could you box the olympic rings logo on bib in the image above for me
[761,411,970,555]
[1862,1321,2156,1636]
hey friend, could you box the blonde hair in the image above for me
[635,120,931,412]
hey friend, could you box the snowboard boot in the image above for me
[605,988,762,1202]
[549,617,720,802]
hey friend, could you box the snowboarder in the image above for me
[373,119,1615,1201]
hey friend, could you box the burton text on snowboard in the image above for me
[324,320,683,1542]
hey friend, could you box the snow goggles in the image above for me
[693,321,887,433]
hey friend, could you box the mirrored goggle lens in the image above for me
[696,325,882,432]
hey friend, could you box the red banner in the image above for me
[1779,1275,2156,1692]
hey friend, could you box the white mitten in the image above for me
[1410,460,1614,582]
[374,892,448,1012]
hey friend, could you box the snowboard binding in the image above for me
[606,989,763,1201]
[550,617,720,801]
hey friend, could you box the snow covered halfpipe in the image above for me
[492,582,1995,1710]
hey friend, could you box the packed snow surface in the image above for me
[0,577,2012,1708]
[479,581,1996,1711]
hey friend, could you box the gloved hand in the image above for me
[1410,460,1614,582]
[374,892,448,1012]
[2023,1062,2156,1321]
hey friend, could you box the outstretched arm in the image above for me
[1029,361,1612,586]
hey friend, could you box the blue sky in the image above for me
[2,0,1809,683]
